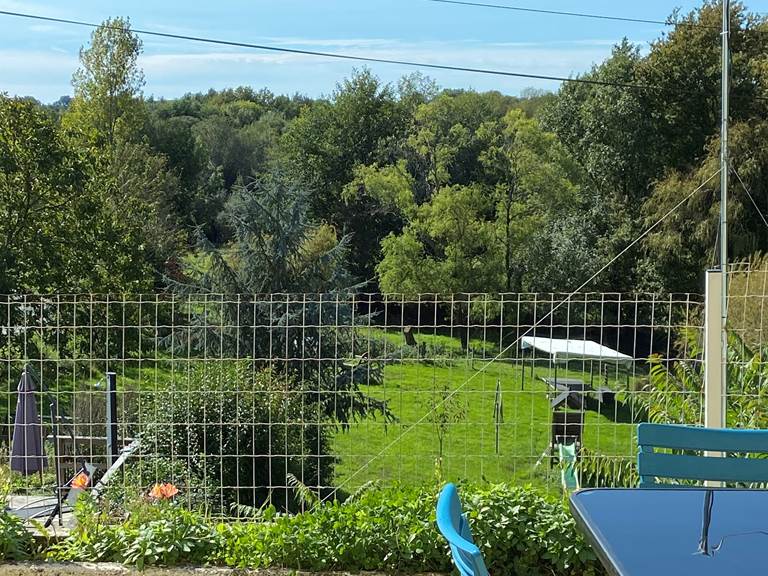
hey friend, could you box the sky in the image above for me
[2,0,767,103]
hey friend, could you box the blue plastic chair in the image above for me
[436,483,490,576]
[637,423,768,487]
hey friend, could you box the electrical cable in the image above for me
[426,0,717,29]
[0,9,660,91]
[732,165,768,230]
[323,168,721,501]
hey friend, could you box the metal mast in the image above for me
[720,0,730,424]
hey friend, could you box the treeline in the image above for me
[2,1,768,297]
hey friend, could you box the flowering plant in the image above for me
[148,483,179,501]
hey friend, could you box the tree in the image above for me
[377,184,501,294]
[644,121,768,292]
[168,171,391,427]
[0,95,160,293]
[280,69,407,279]
[66,17,145,146]
[0,96,87,292]
[373,112,587,295]
[61,17,182,286]
[478,109,585,291]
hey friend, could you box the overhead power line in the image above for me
[0,9,657,91]
[323,168,722,501]
[427,0,670,26]
[425,0,721,29]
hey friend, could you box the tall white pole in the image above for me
[719,0,730,428]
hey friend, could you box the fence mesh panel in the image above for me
[0,291,724,514]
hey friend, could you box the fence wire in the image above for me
[0,291,735,514]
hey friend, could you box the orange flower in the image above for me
[71,472,90,490]
[149,482,179,500]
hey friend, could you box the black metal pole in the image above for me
[48,401,63,527]
[106,372,118,466]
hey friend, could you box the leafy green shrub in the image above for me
[49,482,598,574]
[140,362,342,511]
[218,483,599,576]
[0,510,34,560]
[50,493,221,568]
[122,507,221,569]
[640,328,768,428]
[576,449,638,489]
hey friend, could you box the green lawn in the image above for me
[2,330,641,495]
[332,329,639,491]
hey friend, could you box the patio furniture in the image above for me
[558,443,579,492]
[542,377,588,410]
[534,407,584,469]
[436,483,489,576]
[570,488,768,575]
[551,409,583,460]
[637,423,768,487]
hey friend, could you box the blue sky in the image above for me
[2,0,766,102]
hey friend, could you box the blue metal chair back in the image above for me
[637,423,768,486]
[436,483,490,576]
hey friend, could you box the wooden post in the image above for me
[705,270,725,430]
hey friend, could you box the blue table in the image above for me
[570,488,768,576]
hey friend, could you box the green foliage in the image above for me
[640,328,768,428]
[167,173,392,427]
[0,511,34,561]
[67,16,145,145]
[645,121,768,291]
[0,95,162,293]
[728,254,768,348]
[141,362,337,511]
[121,507,221,569]
[431,379,467,461]
[50,495,220,568]
[218,483,599,576]
[280,69,412,278]
[376,111,588,294]
[576,449,638,489]
[48,483,598,575]
[0,96,86,292]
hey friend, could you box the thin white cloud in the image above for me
[1,36,621,101]
[0,49,76,73]
[28,24,56,32]
[139,37,613,76]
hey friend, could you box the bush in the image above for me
[50,493,221,568]
[49,482,599,575]
[218,483,599,576]
[141,361,334,511]
[0,510,34,560]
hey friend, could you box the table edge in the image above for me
[569,491,627,576]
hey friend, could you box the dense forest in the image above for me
[2,1,768,297]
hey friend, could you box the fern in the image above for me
[286,473,320,510]
[344,480,381,504]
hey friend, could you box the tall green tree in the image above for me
[62,17,182,285]
[373,112,587,295]
[167,171,391,434]
[0,97,87,292]
[0,95,158,293]
[280,69,408,279]
[66,16,146,145]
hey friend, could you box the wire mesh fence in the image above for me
[2,286,763,515]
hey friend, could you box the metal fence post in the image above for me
[106,371,118,466]
[704,270,725,430]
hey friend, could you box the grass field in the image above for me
[331,329,639,491]
[2,328,642,495]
